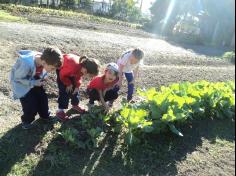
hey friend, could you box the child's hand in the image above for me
[117,81,122,88]
[66,85,73,93]
[104,104,110,112]
[34,80,46,87]
[129,80,135,86]
[73,88,79,95]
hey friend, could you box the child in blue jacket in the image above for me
[10,47,63,129]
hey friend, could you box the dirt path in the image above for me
[0,21,235,96]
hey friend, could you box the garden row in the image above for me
[58,81,235,148]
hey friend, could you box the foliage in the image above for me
[55,81,234,147]
[0,10,27,22]
[148,0,235,47]
[0,4,141,28]
[58,106,115,149]
[222,51,235,64]
[172,14,203,44]
[118,81,235,145]
[111,0,142,22]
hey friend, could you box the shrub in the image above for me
[222,51,235,64]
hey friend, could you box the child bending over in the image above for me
[10,47,63,129]
[87,63,120,111]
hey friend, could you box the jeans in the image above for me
[56,70,79,109]
[87,87,119,104]
[20,87,49,124]
[125,72,134,101]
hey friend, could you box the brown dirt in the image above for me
[0,21,235,176]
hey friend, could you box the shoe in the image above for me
[56,111,69,122]
[40,116,56,123]
[128,99,136,104]
[22,122,34,130]
[72,105,86,114]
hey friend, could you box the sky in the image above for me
[141,0,155,13]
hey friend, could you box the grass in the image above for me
[0,116,235,176]
[0,10,28,22]
[0,4,141,29]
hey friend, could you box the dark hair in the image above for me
[79,56,100,76]
[41,47,63,68]
[132,48,144,61]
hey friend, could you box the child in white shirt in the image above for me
[117,48,144,102]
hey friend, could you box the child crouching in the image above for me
[87,63,120,111]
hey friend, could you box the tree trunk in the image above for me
[231,33,235,48]
[140,0,143,11]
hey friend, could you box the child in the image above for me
[87,63,120,111]
[56,54,100,121]
[117,48,144,102]
[10,47,63,129]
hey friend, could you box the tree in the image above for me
[149,0,235,47]
[111,0,141,22]
[60,0,76,8]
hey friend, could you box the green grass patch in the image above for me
[0,10,28,22]
[0,4,141,29]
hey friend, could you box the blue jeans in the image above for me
[56,70,80,109]
[125,73,134,101]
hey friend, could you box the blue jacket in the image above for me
[10,50,47,99]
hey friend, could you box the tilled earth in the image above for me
[0,21,235,176]
[0,22,234,97]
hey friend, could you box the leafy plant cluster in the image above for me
[118,81,235,145]
[58,81,235,148]
[58,106,114,149]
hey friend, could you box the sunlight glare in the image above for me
[161,0,176,33]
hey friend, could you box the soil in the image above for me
[0,20,235,176]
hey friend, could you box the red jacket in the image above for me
[88,75,118,91]
[59,54,83,88]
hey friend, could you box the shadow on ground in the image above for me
[0,120,54,176]
[0,116,235,176]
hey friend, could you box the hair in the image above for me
[41,47,63,68]
[132,48,144,61]
[105,63,119,77]
[79,56,100,76]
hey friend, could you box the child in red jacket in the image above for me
[87,63,120,111]
[56,54,100,121]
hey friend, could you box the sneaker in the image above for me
[128,100,136,104]
[56,111,69,122]
[22,122,34,130]
[40,116,56,123]
[72,105,86,114]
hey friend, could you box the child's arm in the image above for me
[98,90,109,111]
[13,59,42,87]
[118,64,125,87]
[59,68,74,92]
[132,66,139,84]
